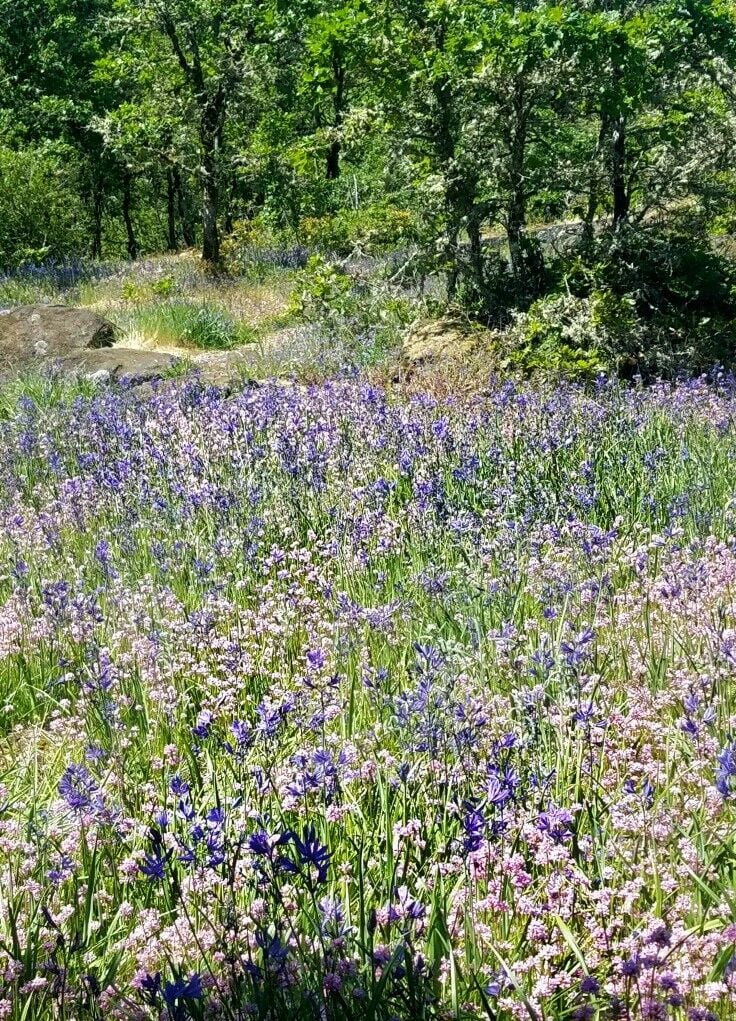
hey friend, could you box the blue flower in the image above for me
[620,956,641,978]
[162,973,203,1016]
[462,801,485,853]
[225,719,252,756]
[139,971,161,1006]
[139,827,172,882]
[255,931,288,972]
[318,895,349,938]
[537,806,575,844]
[58,764,103,813]
[247,830,273,857]
[170,775,190,797]
[289,825,331,885]
[179,812,225,870]
[717,741,736,798]
[561,628,595,669]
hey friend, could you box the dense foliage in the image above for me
[1,373,736,1019]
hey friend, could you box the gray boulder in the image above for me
[0,305,116,376]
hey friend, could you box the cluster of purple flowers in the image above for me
[0,374,732,1019]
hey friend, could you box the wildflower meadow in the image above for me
[1,372,736,1021]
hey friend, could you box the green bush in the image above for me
[502,292,627,378]
[0,144,88,268]
[221,217,287,270]
[557,217,736,376]
[299,205,420,256]
[120,273,180,303]
[288,255,354,321]
[288,254,415,367]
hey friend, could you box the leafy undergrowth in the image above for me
[0,374,736,1019]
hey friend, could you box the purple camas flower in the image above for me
[306,648,327,671]
[621,956,641,978]
[537,806,575,844]
[462,801,485,852]
[247,830,274,858]
[561,627,595,669]
[170,776,190,797]
[226,719,251,754]
[580,975,600,995]
[646,924,671,948]
[162,973,203,1015]
[139,971,162,1007]
[318,895,350,938]
[289,825,331,886]
[191,709,212,740]
[58,764,102,813]
[140,827,172,881]
[178,807,226,870]
[716,741,736,798]
[5,373,736,1015]
[255,930,289,972]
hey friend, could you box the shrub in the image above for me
[299,205,420,256]
[559,217,736,376]
[221,218,309,277]
[288,255,415,368]
[502,292,623,378]
[151,274,177,298]
[287,255,354,322]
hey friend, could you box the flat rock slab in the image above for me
[60,348,180,385]
[0,305,116,375]
[193,348,260,392]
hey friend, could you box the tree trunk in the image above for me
[506,79,528,291]
[326,140,341,181]
[326,49,345,180]
[199,94,224,264]
[92,182,104,260]
[611,113,629,228]
[468,217,484,298]
[446,233,459,302]
[122,173,138,260]
[201,151,219,264]
[583,118,608,246]
[430,65,462,301]
[223,173,237,235]
[173,168,195,247]
[166,168,178,251]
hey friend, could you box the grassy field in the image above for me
[0,366,734,1019]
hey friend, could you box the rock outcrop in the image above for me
[0,305,116,378]
[402,315,487,367]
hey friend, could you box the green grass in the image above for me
[0,368,101,419]
[110,299,259,350]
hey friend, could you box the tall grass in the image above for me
[111,299,259,350]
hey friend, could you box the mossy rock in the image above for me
[402,316,489,367]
